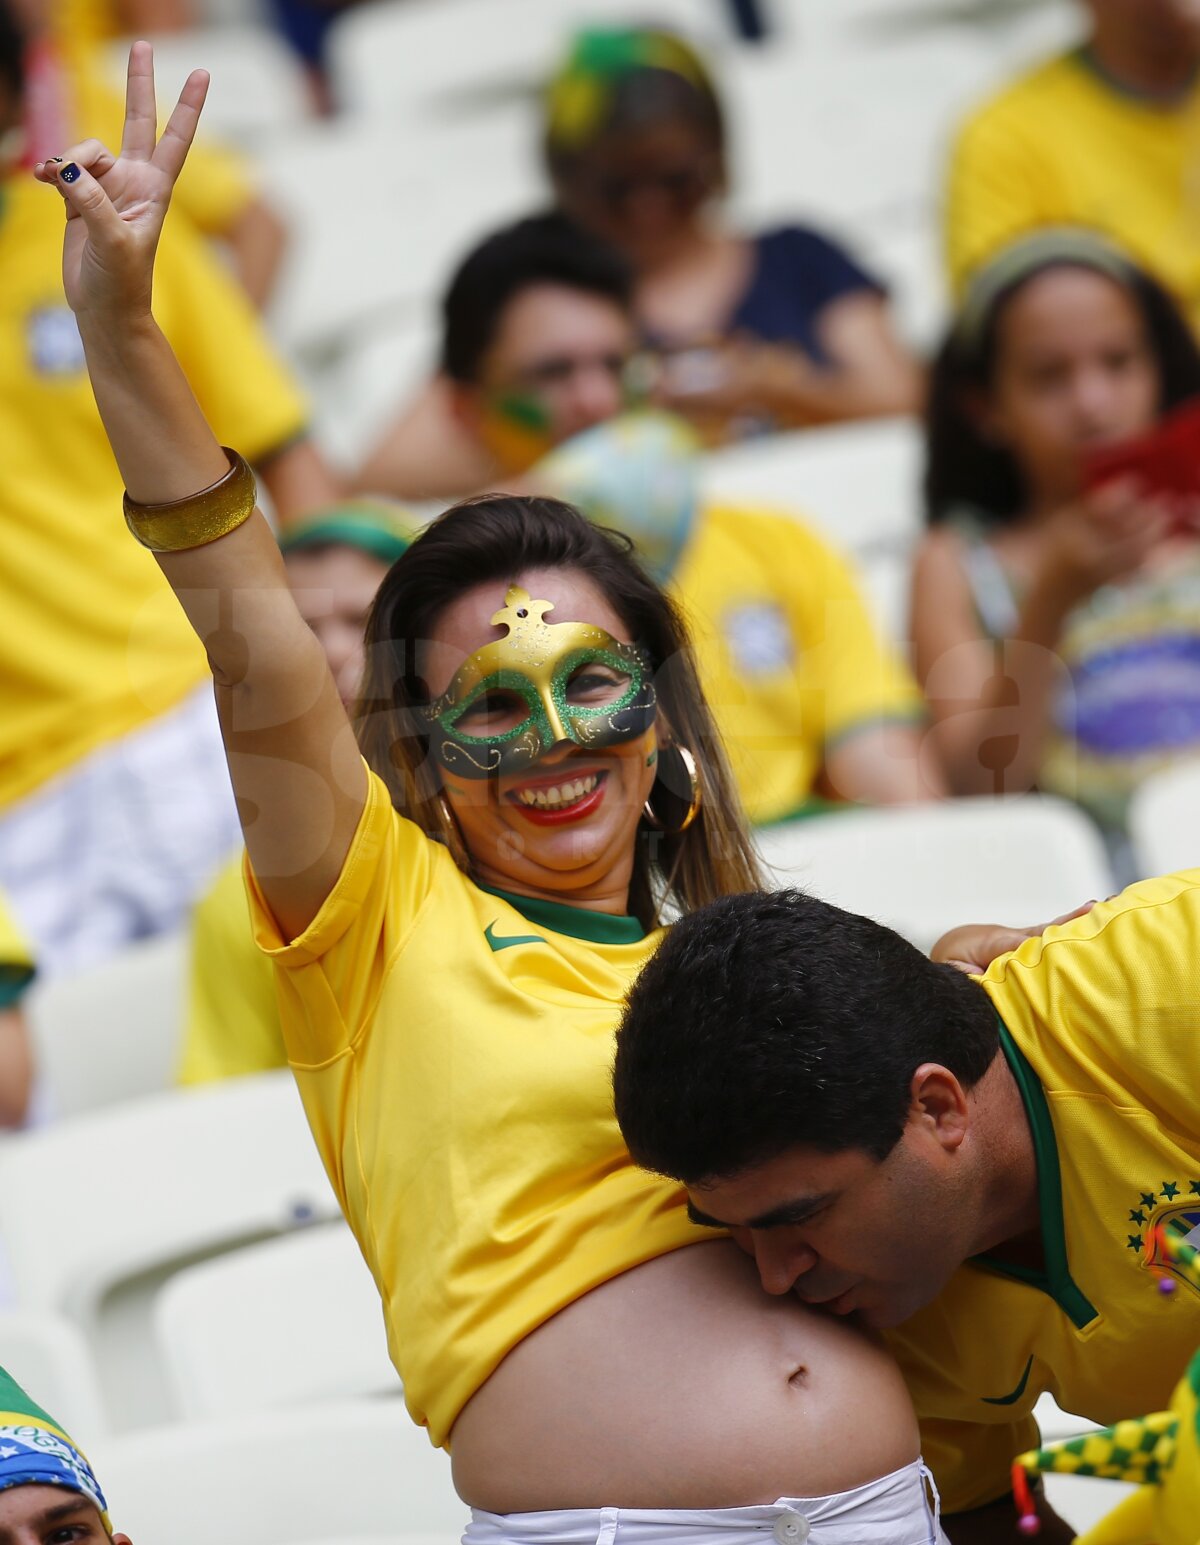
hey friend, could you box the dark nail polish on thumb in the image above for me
[59,163,80,184]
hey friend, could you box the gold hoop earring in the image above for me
[642,743,702,834]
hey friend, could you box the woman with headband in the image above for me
[911,229,1200,866]
[37,52,951,1545]
[544,27,922,440]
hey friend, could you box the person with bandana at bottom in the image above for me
[41,50,958,1544]
[358,212,942,822]
[0,1364,127,1543]
[911,229,1200,875]
[945,0,1200,337]
[178,501,416,1088]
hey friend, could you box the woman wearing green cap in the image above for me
[543,27,922,441]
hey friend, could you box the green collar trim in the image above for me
[479,884,646,945]
[974,1019,1098,1330]
[1074,44,1199,108]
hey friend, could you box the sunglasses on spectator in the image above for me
[588,162,713,212]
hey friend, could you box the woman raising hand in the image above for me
[41,48,958,1545]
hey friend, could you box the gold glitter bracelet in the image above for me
[123,449,257,552]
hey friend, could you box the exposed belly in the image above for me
[450,1240,918,1512]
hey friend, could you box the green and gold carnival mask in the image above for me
[421,586,657,779]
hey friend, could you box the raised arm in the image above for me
[38,45,366,940]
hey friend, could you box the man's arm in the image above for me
[944,1492,1074,1545]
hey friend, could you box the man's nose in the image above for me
[567,363,625,429]
[753,1232,818,1296]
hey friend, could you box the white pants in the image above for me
[0,686,240,978]
[463,1459,947,1545]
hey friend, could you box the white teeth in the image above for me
[516,774,599,809]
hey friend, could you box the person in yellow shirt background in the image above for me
[12,0,287,306]
[0,2,339,978]
[358,212,943,821]
[0,891,35,1130]
[945,0,1200,334]
[614,871,1200,1544]
[179,502,414,1088]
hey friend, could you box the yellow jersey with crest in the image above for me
[674,504,923,825]
[246,767,710,1448]
[886,870,1200,1513]
[945,50,1200,328]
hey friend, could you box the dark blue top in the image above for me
[730,224,884,363]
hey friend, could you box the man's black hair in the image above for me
[613,888,999,1184]
[440,210,633,384]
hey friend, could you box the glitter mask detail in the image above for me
[421,586,657,779]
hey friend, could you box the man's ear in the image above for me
[111,1533,133,1544]
[908,1063,969,1153]
[448,379,485,438]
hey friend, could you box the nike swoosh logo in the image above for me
[982,1355,1034,1406]
[484,921,545,953]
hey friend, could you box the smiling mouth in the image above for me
[510,772,603,812]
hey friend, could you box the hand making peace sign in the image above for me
[34,42,209,320]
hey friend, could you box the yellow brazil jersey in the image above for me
[0,893,35,1010]
[945,50,1200,328]
[246,768,711,1448]
[673,503,923,825]
[179,853,284,1086]
[886,871,1200,1514]
[0,174,307,809]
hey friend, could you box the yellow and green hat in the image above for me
[1012,1227,1200,1543]
[278,499,418,568]
[545,26,715,153]
[0,1366,111,1534]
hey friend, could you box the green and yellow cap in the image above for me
[278,499,418,569]
[0,1366,111,1534]
[545,26,714,152]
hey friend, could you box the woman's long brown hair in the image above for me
[356,494,763,928]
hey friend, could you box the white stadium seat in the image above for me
[1126,758,1200,880]
[24,929,185,1120]
[0,1073,338,1428]
[699,418,923,556]
[756,796,1114,953]
[90,1400,464,1545]
[155,1222,398,1420]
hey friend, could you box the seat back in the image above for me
[155,1223,397,1420]
[1127,759,1200,880]
[756,797,1114,952]
[25,930,186,1120]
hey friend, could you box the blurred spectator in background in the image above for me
[911,230,1200,863]
[946,0,1200,335]
[179,502,414,1086]
[0,893,34,1128]
[12,0,288,305]
[544,27,922,439]
[365,213,940,821]
[0,0,339,978]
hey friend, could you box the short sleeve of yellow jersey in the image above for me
[0,893,35,1009]
[179,854,285,1086]
[245,768,435,1068]
[152,216,307,465]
